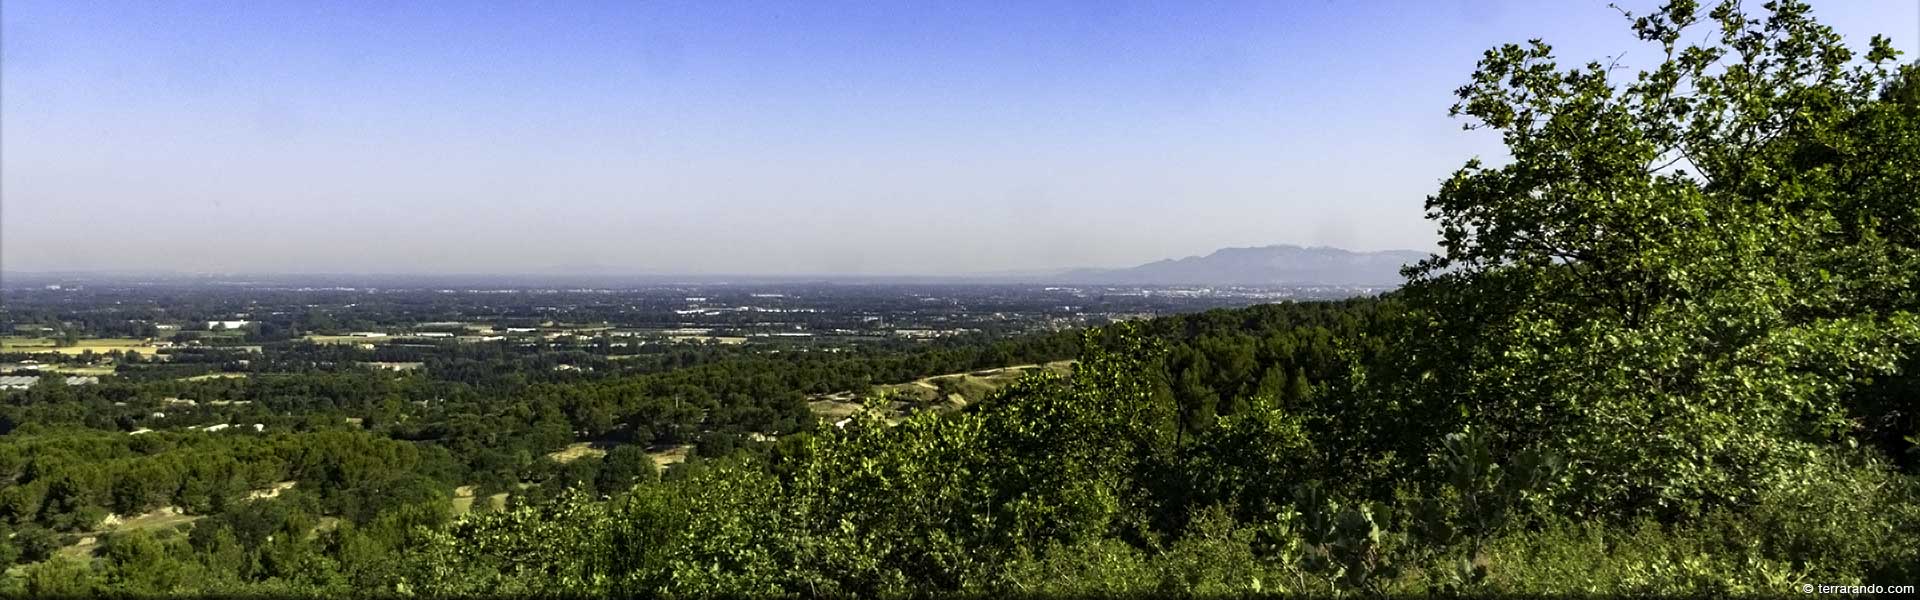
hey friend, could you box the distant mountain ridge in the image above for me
[1050,244,1427,286]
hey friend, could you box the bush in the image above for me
[1743,447,1920,583]
[11,525,58,564]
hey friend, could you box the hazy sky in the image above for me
[4,1,1916,275]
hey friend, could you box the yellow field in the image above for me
[881,360,1075,403]
[0,337,52,349]
[547,441,691,470]
[808,360,1077,422]
[668,335,747,345]
[183,372,249,381]
[451,485,510,515]
[650,445,692,468]
[305,334,504,345]
[48,365,117,376]
[546,442,609,463]
[303,334,389,345]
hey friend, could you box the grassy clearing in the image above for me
[452,486,511,515]
[668,335,747,345]
[807,397,866,422]
[547,441,690,470]
[116,508,200,532]
[313,516,343,537]
[546,442,608,464]
[47,365,117,376]
[47,480,318,563]
[806,360,1076,422]
[182,372,249,381]
[0,337,54,350]
[246,481,297,501]
[55,506,202,562]
[303,335,387,345]
[649,445,691,469]
[890,360,1075,403]
[452,486,477,514]
[308,334,505,344]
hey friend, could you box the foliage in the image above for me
[4,2,1917,597]
[1372,0,1920,519]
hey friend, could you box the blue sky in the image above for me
[4,1,1916,275]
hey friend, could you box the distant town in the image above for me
[0,280,1387,387]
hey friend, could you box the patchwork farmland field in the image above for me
[0,337,159,355]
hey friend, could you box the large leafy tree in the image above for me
[1380,0,1918,516]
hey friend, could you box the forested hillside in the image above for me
[4,1,1918,596]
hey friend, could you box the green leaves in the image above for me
[117,4,1916,596]
[1387,0,1920,518]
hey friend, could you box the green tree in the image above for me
[11,525,58,564]
[100,530,198,593]
[595,445,659,494]
[0,531,16,567]
[23,557,99,597]
[1378,0,1918,516]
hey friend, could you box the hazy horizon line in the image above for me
[0,243,1432,281]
